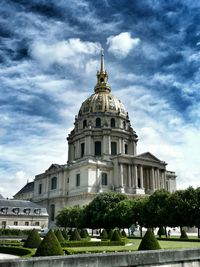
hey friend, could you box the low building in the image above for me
[0,199,48,230]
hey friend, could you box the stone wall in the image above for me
[1,248,200,267]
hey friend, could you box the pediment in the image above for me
[45,164,61,173]
[136,152,162,162]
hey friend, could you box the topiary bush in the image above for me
[35,229,64,256]
[23,229,41,248]
[70,228,81,241]
[54,229,65,243]
[111,230,122,242]
[138,229,161,251]
[62,229,69,240]
[100,229,108,239]
[157,226,165,238]
[121,230,127,238]
[180,229,188,239]
[80,229,88,238]
[108,229,114,240]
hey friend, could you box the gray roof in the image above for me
[13,181,34,197]
[0,194,4,199]
[0,199,48,216]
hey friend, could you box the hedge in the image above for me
[0,246,33,257]
[61,240,125,247]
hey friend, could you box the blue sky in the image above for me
[1,0,200,197]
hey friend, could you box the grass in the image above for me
[63,238,200,254]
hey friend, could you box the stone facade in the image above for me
[32,51,176,228]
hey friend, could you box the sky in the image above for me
[1,0,200,198]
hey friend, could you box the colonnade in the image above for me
[118,163,166,192]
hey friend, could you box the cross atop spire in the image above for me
[94,49,111,93]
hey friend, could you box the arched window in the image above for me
[96,118,101,128]
[51,177,57,190]
[83,120,87,129]
[111,118,115,128]
[95,141,101,156]
[50,204,55,221]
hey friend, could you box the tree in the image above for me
[35,229,64,256]
[84,192,127,229]
[56,206,84,229]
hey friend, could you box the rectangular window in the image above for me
[81,143,85,157]
[76,174,80,187]
[95,141,101,156]
[2,221,6,229]
[14,221,18,226]
[50,204,55,221]
[67,177,69,183]
[111,142,117,155]
[51,177,57,190]
[102,173,108,186]
[38,183,42,194]
[25,221,29,226]
[35,222,40,226]
[125,144,128,154]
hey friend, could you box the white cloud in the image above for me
[30,38,101,69]
[107,32,140,58]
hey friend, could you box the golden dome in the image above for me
[79,92,127,116]
[78,49,127,117]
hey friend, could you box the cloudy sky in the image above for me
[1,0,200,198]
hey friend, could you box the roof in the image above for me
[13,181,34,197]
[0,194,4,199]
[0,199,48,216]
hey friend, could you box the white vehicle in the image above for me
[38,228,49,237]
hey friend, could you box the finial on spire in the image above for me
[100,48,105,72]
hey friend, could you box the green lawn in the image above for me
[63,239,200,254]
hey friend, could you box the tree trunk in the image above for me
[140,226,143,237]
[164,226,167,238]
[198,227,200,238]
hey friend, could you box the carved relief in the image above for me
[95,95,103,111]
[108,96,116,110]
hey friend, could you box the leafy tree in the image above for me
[23,229,41,248]
[35,229,64,256]
[56,205,84,229]
[138,229,161,251]
[62,229,69,240]
[84,192,127,229]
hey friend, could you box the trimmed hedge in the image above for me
[0,240,22,247]
[121,230,127,238]
[0,229,32,236]
[108,229,114,240]
[0,246,33,257]
[70,229,81,241]
[61,240,125,247]
[138,229,161,251]
[54,229,65,243]
[23,229,41,248]
[35,229,64,256]
[100,229,108,239]
[111,230,122,242]
[62,229,69,240]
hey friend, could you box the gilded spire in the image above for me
[94,49,111,93]
[100,49,105,73]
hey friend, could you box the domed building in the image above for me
[32,51,176,228]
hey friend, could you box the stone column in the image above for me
[118,138,122,154]
[163,171,167,189]
[128,165,131,187]
[120,164,124,187]
[156,168,160,189]
[140,165,144,188]
[134,165,138,188]
[151,167,155,191]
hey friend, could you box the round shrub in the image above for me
[111,230,122,242]
[180,229,188,239]
[70,228,81,241]
[35,229,64,256]
[23,229,41,248]
[138,229,161,251]
[100,229,108,239]
[157,226,165,237]
[62,229,69,240]
[54,229,64,243]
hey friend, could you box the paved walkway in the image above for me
[0,253,19,259]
